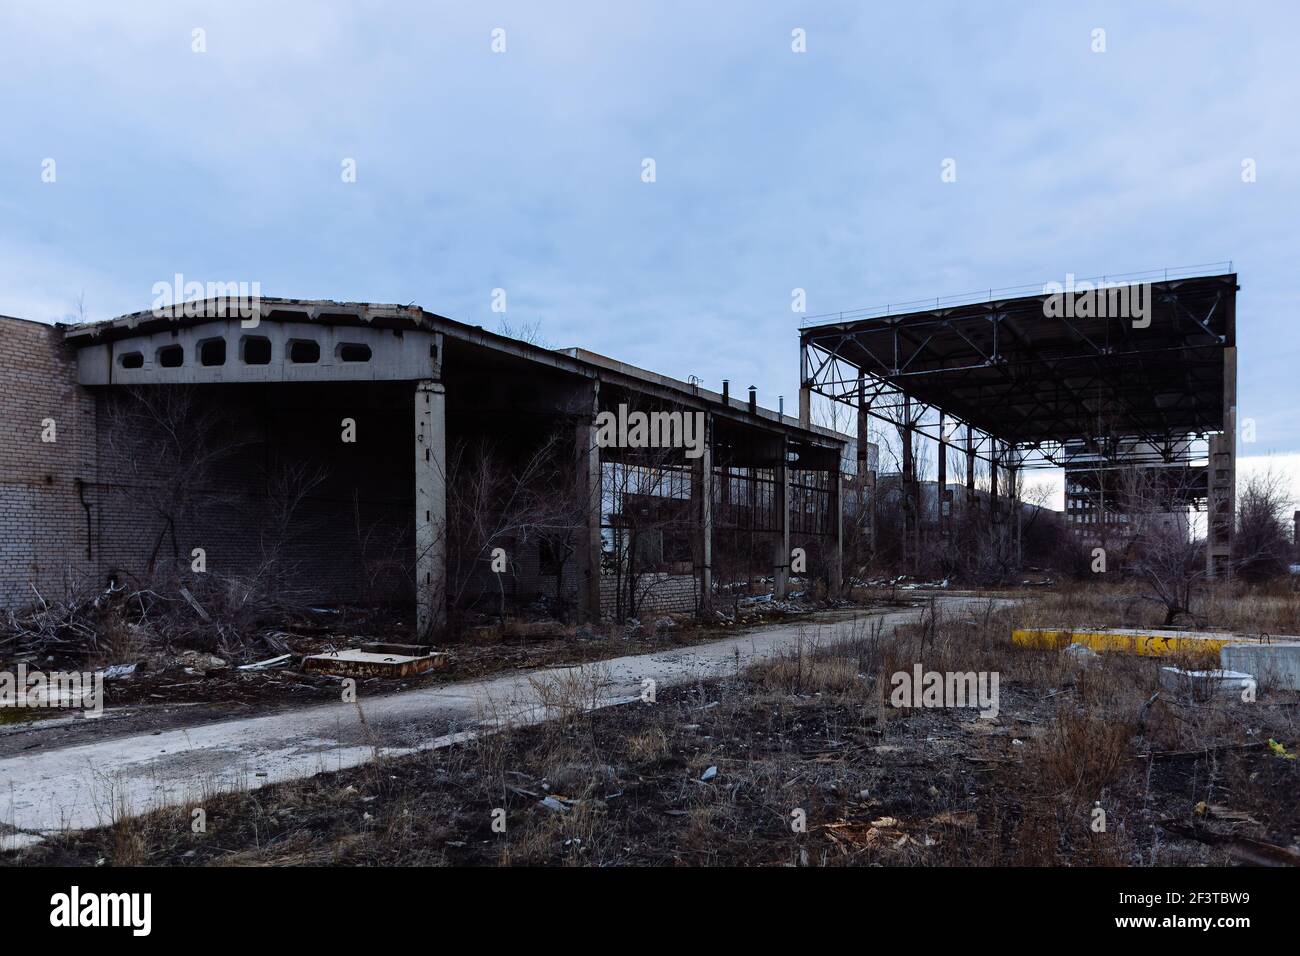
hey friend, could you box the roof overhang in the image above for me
[800,272,1237,465]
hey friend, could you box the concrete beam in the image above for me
[415,381,447,637]
[76,319,440,386]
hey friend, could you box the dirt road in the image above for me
[0,599,997,848]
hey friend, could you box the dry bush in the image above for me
[625,728,670,763]
[526,663,611,724]
[755,636,866,699]
[1035,708,1135,805]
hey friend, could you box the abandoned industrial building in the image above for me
[0,298,852,636]
[798,267,1238,578]
[0,267,1240,635]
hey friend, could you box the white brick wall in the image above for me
[600,572,698,618]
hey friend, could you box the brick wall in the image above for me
[600,571,698,619]
[88,381,415,605]
[0,318,98,609]
[0,333,419,613]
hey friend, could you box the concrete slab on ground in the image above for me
[302,649,448,679]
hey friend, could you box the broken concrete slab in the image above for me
[1220,641,1300,692]
[1158,666,1256,701]
[302,649,448,679]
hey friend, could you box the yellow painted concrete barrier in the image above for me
[1012,627,1231,659]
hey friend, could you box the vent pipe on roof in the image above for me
[748,385,757,415]
[779,395,784,417]
[722,380,730,405]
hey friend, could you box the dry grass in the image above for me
[9,584,1300,868]
[1019,579,1300,635]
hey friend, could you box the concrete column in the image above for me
[937,411,947,538]
[1207,346,1237,579]
[415,381,447,638]
[830,459,843,596]
[989,440,1000,523]
[1010,451,1022,566]
[899,398,917,573]
[799,386,811,429]
[966,426,976,515]
[574,382,602,622]
[774,441,790,598]
[694,415,713,612]
[856,378,872,555]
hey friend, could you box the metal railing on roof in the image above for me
[798,261,1234,329]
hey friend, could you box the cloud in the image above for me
[0,1,1296,459]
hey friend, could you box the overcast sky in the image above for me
[2,1,1297,489]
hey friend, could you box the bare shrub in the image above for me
[1235,469,1293,583]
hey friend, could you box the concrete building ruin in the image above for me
[0,265,1241,628]
[0,299,851,632]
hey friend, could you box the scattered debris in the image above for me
[1267,738,1297,760]
[1193,802,1261,826]
[1138,741,1266,760]
[178,651,227,672]
[1063,642,1098,663]
[238,653,294,672]
[301,649,447,679]
[929,810,977,828]
[1157,820,1300,867]
[699,766,717,782]
[177,587,212,624]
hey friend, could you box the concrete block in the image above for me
[1158,666,1256,701]
[1012,627,1234,659]
[1220,642,1300,692]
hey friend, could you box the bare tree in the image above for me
[1117,465,1206,625]
[1234,468,1293,582]
[439,433,593,626]
[100,385,249,578]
